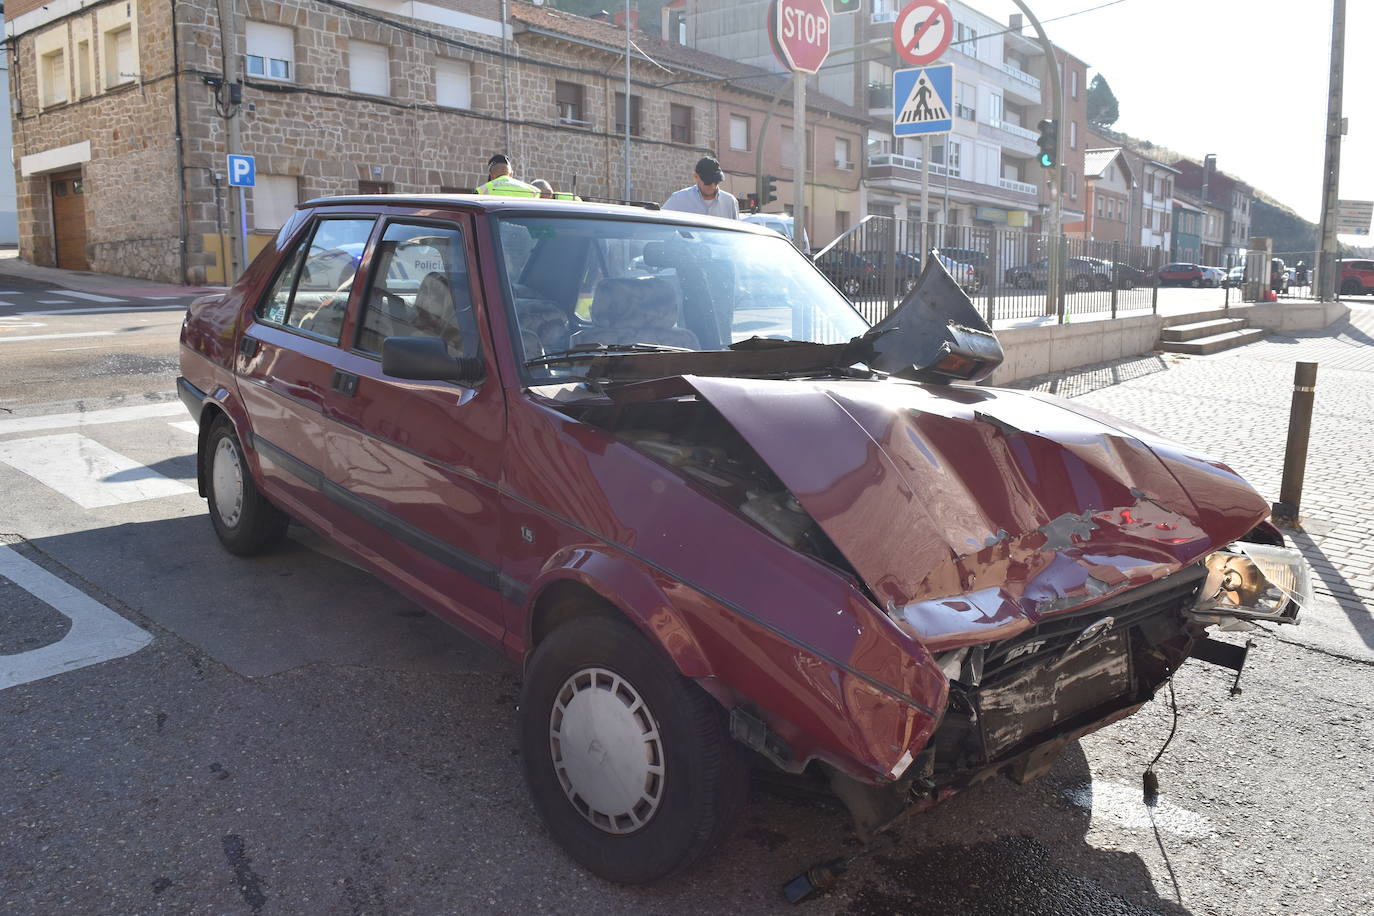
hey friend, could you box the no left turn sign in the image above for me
[893,0,953,67]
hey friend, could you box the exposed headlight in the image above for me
[1191,543,1310,625]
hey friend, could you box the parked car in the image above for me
[740,212,809,250]
[1200,266,1225,288]
[1081,257,1148,290]
[814,248,878,297]
[859,250,982,295]
[1339,258,1374,295]
[179,194,1307,884]
[933,246,993,288]
[1158,262,1205,287]
[1271,258,1289,294]
[1004,256,1107,291]
[1224,265,1246,288]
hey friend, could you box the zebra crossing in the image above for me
[0,401,199,509]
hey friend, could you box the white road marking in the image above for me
[56,291,128,303]
[14,305,187,315]
[0,402,184,435]
[0,318,46,328]
[0,331,118,344]
[0,546,153,691]
[0,433,194,507]
[168,420,199,435]
[36,299,72,304]
[51,346,101,351]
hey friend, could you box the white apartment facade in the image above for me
[1138,159,1179,253]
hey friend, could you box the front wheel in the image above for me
[519,616,747,884]
[1342,278,1363,295]
[205,417,288,556]
[1072,275,1092,292]
[1012,273,1033,289]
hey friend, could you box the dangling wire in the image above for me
[1143,676,1179,802]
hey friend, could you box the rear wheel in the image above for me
[205,417,288,556]
[1072,274,1092,292]
[1342,278,1363,295]
[1189,277,1201,288]
[519,616,747,884]
[1012,273,1033,289]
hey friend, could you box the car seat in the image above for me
[571,277,699,350]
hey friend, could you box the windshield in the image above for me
[492,215,869,384]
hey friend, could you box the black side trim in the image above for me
[177,376,206,420]
[253,434,500,593]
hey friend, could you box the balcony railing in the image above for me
[998,177,1038,195]
[990,119,1038,141]
[868,152,951,179]
[997,61,1041,89]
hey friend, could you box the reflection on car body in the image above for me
[178,195,1309,885]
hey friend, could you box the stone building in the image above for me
[5,0,740,283]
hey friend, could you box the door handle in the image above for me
[331,370,360,397]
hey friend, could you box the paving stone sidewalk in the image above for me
[1009,303,1374,654]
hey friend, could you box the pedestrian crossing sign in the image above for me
[893,64,953,137]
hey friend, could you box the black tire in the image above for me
[1189,278,1201,288]
[1342,278,1362,295]
[841,277,862,297]
[1071,274,1092,292]
[519,616,747,884]
[1012,273,1033,289]
[902,277,918,294]
[205,417,288,556]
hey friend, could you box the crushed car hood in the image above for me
[679,375,1270,651]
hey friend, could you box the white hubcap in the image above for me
[211,437,244,528]
[549,667,664,834]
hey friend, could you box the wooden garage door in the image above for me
[51,170,90,271]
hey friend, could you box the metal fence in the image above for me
[813,215,1175,324]
[1274,250,1318,298]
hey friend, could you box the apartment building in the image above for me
[1136,158,1178,254]
[1171,196,1203,263]
[1173,158,1251,265]
[1070,147,1134,244]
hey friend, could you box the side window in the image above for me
[357,221,479,363]
[257,217,375,342]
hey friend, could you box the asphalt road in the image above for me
[1,277,1370,915]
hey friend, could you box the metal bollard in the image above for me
[1271,361,1319,527]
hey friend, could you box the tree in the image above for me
[1087,74,1120,128]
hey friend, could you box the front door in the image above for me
[322,215,508,646]
[51,170,89,271]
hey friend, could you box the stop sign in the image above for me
[769,0,830,74]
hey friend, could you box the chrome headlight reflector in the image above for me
[1191,543,1310,625]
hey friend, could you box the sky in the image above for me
[976,0,1371,235]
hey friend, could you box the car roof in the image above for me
[297,194,777,237]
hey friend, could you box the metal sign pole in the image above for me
[238,186,249,270]
[793,71,807,252]
[1314,0,1346,301]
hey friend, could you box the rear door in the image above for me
[236,214,378,527]
[321,215,509,646]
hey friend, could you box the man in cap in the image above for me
[476,154,540,197]
[662,157,739,219]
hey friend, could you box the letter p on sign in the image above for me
[227,154,256,188]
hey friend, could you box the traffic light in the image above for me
[763,174,779,206]
[1036,119,1058,168]
[829,0,861,13]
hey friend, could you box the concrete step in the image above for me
[1160,317,1248,342]
[1158,327,1269,355]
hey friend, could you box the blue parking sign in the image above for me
[893,65,954,137]
[227,154,256,187]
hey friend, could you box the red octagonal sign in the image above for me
[769,0,831,74]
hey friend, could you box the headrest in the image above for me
[591,277,678,328]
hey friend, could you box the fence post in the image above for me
[1151,246,1161,314]
[1110,240,1119,319]
[984,230,997,324]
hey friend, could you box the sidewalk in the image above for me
[1010,302,1374,664]
[0,250,224,298]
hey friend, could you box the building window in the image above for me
[669,10,687,45]
[836,210,850,234]
[729,114,750,151]
[955,22,978,58]
[835,137,852,170]
[956,81,976,121]
[988,93,1003,125]
[1096,196,1103,217]
[349,40,389,96]
[103,24,136,87]
[435,58,471,109]
[1069,171,1077,198]
[670,104,693,144]
[41,49,68,107]
[555,81,587,126]
[1071,69,1079,98]
[246,22,294,81]
[253,175,300,231]
[946,139,962,176]
[1070,121,1077,150]
[614,92,643,136]
[76,40,93,98]
[359,180,392,194]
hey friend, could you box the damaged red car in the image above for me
[178,196,1309,884]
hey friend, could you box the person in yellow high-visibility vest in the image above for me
[475,154,540,198]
